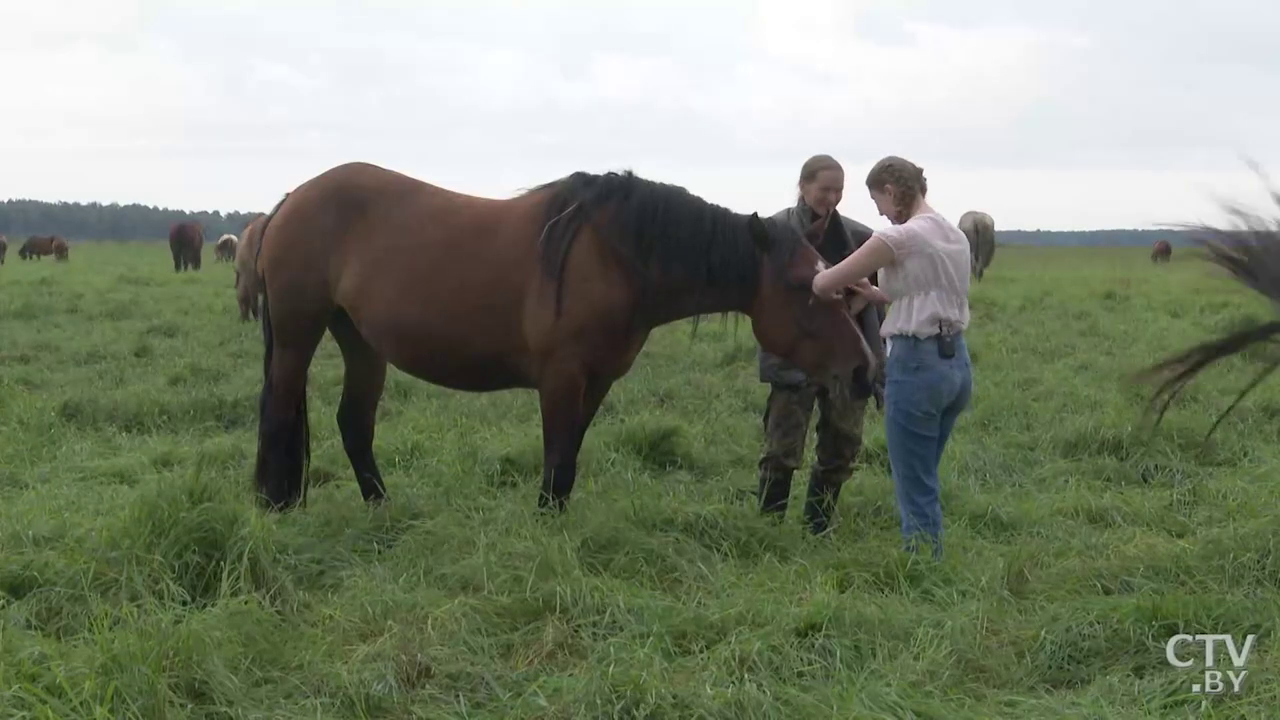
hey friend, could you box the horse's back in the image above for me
[958,212,994,254]
[263,162,543,279]
[24,235,53,253]
[958,211,993,233]
[170,221,201,244]
[258,161,588,390]
[236,215,265,275]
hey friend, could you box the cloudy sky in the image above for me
[1,0,1277,230]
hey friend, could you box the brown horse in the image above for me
[52,236,69,261]
[251,161,875,513]
[1151,239,1172,263]
[235,214,266,321]
[0,235,7,265]
[1138,183,1280,438]
[18,235,54,260]
[169,221,204,272]
[215,234,237,262]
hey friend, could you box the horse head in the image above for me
[745,212,873,385]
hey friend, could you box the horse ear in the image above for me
[748,213,773,253]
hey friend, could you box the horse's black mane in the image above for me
[527,169,803,317]
[1138,175,1280,440]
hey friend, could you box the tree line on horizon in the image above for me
[0,199,261,243]
[0,197,1202,247]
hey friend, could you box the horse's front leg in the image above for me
[536,369,614,513]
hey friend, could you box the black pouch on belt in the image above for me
[937,321,956,359]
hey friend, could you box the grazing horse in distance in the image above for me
[168,221,204,272]
[215,234,238,262]
[18,235,54,260]
[1138,182,1280,438]
[958,210,995,281]
[1151,239,1173,263]
[235,214,266,321]
[251,161,875,514]
[52,236,69,261]
[0,235,7,265]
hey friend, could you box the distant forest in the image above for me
[0,197,1204,247]
[0,199,262,242]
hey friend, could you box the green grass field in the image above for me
[2,242,1279,718]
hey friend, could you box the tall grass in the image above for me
[0,243,1276,717]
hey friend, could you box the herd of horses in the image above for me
[163,216,268,322]
[165,221,242,273]
[2,160,1272,520]
[0,234,70,264]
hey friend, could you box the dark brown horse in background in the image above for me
[52,236,69,261]
[1151,239,1172,263]
[235,214,267,321]
[0,235,7,265]
[252,161,874,513]
[169,221,204,272]
[18,235,54,260]
[1139,180,1280,438]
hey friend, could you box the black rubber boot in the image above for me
[757,469,794,519]
[803,473,845,536]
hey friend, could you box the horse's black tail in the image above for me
[1137,168,1280,439]
[252,193,311,510]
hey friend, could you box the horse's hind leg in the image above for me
[255,299,329,511]
[329,308,389,504]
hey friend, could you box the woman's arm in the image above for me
[812,234,896,300]
[852,280,890,306]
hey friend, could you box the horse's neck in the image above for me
[637,283,750,328]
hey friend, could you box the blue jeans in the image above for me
[883,333,972,559]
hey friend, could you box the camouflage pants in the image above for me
[757,381,868,534]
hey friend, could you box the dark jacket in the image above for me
[758,200,887,391]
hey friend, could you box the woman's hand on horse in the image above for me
[811,268,847,301]
[812,272,885,305]
[812,235,896,302]
[853,280,890,305]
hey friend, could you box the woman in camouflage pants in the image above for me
[756,154,886,535]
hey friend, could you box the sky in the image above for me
[1,0,1277,231]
